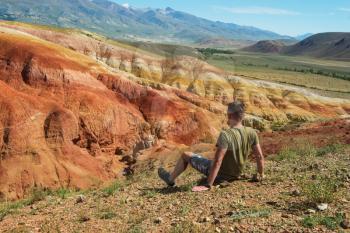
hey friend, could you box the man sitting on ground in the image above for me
[158,101,265,192]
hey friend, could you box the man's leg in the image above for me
[169,151,193,181]
[158,152,193,186]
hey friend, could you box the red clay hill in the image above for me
[0,28,224,199]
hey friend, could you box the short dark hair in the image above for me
[227,101,245,120]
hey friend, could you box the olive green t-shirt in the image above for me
[216,126,259,180]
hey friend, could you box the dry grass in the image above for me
[0,143,349,232]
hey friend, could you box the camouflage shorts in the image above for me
[189,154,213,177]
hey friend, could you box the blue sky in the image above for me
[113,0,350,36]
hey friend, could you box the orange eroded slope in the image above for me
[0,30,223,199]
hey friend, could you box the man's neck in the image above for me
[229,122,243,128]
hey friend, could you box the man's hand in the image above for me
[206,148,227,187]
[253,144,265,181]
[251,173,265,182]
[192,185,210,192]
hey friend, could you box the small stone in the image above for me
[202,216,211,222]
[306,209,316,214]
[316,203,328,211]
[341,220,350,229]
[266,201,279,207]
[291,190,301,196]
[79,216,90,222]
[125,197,133,203]
[220,181,230,188]
[311,174,317,180]
[76,195,85,204]
[281,213,290,218]
[213,218,220,224]
[226,211,234,216]
[154,217,163,224]
[215,227,221,233]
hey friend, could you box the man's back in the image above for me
[216,126,259,180]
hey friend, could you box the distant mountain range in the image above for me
[242,33,350,60]
[295,33,314,41]
[0,0,293,42]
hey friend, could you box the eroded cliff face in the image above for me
[0,22,349,199]
[0,27,223,199]
[3,22,349,123]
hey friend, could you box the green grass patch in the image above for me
[272,142,318,162]
[141,189,157,198]
[316,144,346,157]
[180,205,190,216]
[98,208,117,220]
[0,186,77,221]
[180,180,198,192]
[229,208,272,221]
[25,187,51,205]
[102,180,124,197]
[170,220,211,233]
[302,213,344,230]
[299,176,339,204]
[0,200,28,221]
[54,188,72,199]
[127,225,146,233]
[272,147,298,161]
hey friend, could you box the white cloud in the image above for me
[219,6,300,16]
[122,3,130,9]
[338,8,350,12]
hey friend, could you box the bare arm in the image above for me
[253,144,264,178]
[207,148,227,187]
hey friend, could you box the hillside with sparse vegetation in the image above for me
[0,140,349,232]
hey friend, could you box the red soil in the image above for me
[260,119,350,155]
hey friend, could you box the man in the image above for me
[158,101,265,192]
